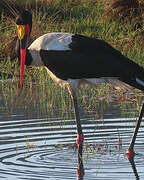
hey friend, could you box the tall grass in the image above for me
[0,0,143,118]
[0,0,144,64]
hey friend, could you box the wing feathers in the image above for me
[35,33,144,92]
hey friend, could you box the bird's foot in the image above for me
[126,148,135,159]
[76,133,84,147]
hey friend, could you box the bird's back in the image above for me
[28,32,73,51]
[28,33,144,91]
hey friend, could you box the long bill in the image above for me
[16,25,28,86]
[20,48,26,86]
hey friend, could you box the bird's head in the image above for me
[16,10,32,86]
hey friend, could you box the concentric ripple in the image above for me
[0,82,144,179]
[0,109,144,180]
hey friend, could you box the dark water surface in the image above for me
[0,81,144,180]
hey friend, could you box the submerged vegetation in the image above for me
[0,0,144,116]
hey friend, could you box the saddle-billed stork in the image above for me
[16,10,144,156]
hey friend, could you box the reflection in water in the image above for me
[77,145,84,180]
[76,145,143,180]
[77,146,141,180]
[128,156,139,180]
[0,80,144,179]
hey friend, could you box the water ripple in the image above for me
[0,83,144,179]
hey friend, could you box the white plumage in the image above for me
[28,32,73,51]
[28,33,73,67]
[28,32,128,90]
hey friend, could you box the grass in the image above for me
[0,0,144,117]
[0,0,144,62]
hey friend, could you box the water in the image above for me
[0,80,144,180]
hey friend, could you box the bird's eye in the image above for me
[16,16,23,25]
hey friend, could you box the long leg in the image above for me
[127,103,144,156]
[77,145,84,179]
[67,84,84,146]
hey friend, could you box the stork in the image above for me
[16,10,144,156]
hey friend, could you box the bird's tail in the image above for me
[116,58,144,92]
[120,75,144,92]
[130,76,144,91]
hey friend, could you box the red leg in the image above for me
[127,103,144,158]
[126,149,135,160]
[76,133,84,146]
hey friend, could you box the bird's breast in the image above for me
[28,49,44,66]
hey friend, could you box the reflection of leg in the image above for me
[127,103,144,156]
[128,157,139,180]
[77,145,84,180]
[67,85,84,146]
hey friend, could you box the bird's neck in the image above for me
[25,49,33,66]
[15,39,32,66]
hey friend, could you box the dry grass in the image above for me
[104,0,144,22]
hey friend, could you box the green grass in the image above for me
[1,0,144,61]
[0,0,143,117]
[0,0,144,64]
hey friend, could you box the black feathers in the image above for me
[70,34,122,57]
[16,10,32,34]
[39,34,144,91]
[25,49,33,66]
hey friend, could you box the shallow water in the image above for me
[0,81,144,180]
